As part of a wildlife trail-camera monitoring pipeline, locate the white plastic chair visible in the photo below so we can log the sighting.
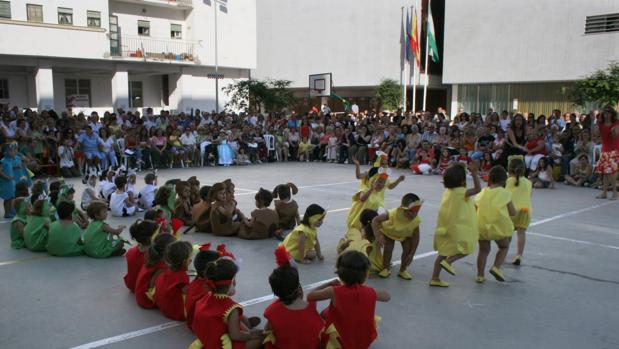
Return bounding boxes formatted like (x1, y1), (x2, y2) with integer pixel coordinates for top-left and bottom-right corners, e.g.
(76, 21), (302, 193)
(116, 138), (132, 170)
(264, 134), (278, 162)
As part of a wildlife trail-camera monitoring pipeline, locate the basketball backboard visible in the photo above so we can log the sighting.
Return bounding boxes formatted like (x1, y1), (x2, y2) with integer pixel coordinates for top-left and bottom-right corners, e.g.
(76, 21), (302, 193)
(309, 73), (332, 97)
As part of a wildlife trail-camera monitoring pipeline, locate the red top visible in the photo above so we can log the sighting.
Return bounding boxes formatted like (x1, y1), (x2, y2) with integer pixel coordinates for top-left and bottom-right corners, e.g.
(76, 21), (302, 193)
(526, 137), (546, 155)
(322, 284), (378, 349)
(186, 278), (211, 331)
(123, 246), (145, 293)
(154, 269), (189, 321)
(300, 125), (311, 139)
(599, 121), (619, 152)
(264, 300), (324, 349)
(194, 294), (246, 349)
(134, 261), (167, 309)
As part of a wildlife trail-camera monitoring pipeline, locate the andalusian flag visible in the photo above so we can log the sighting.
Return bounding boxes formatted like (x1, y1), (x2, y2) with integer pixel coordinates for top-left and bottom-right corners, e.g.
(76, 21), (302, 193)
(410, 6), (420, 68)
(427, 3), (439, 63)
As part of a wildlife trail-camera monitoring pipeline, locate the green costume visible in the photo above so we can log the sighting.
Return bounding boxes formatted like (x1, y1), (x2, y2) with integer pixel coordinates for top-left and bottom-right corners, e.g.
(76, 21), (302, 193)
(47, 221), (84, 257)
(83, 220), (119, 258)
(10, 200), (28, 249)
(23, 201), (51, 252)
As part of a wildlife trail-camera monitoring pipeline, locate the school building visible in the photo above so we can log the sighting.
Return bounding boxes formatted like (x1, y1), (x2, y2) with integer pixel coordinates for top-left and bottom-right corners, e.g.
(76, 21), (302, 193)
(0, 0), (256, 114)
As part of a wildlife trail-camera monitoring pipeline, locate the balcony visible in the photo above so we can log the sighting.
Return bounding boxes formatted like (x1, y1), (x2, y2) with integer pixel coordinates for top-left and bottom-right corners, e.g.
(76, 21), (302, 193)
(111, 0), (192, 10)
(111, 35), (198, 63)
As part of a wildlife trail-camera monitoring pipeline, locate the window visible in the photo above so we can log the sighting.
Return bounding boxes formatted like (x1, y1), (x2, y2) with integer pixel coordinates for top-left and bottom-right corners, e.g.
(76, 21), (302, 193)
(171, 24), (182, 39)
(58, 7), (72, 25)
(138, 20), (150, 36)
(0, 1), (11, 19)
(87, 10), (101, 28)
(26, 4), (43, 23)
(129, 81), (143, 108)
(585, 13), (619, 34)
(65, 79), (91, 107)
(0, 79), (9, 99)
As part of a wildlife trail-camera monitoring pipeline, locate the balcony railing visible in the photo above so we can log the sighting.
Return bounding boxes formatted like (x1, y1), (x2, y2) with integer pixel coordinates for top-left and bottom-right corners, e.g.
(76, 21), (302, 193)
(112, 35), (197, 63)
(112, 0), (193, 9)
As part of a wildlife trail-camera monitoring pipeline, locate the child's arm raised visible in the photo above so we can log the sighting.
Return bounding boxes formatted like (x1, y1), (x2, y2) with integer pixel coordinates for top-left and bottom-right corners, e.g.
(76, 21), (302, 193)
(371, 212), (389, 248)
(466, 161), (481, 197)
(227, 309), (263, 342)
(387, 175), (406, 189)
(353, 158), (366, 180)
(102, 223), (126, 236)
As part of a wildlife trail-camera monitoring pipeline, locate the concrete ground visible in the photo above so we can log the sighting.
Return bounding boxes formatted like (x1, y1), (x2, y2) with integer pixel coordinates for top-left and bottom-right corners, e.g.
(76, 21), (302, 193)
(1, 162), (618, 349)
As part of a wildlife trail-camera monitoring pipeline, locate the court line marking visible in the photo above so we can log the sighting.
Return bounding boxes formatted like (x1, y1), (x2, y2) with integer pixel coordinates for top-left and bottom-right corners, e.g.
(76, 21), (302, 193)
(68, 200), (617, 349)
(528, 231), (619, 250)
(0, 255), (50, 267)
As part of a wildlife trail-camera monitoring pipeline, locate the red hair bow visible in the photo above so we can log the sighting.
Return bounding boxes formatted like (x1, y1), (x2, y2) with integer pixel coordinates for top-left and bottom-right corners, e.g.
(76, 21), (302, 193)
(274, 245), (292, 267)
(217, 244), (236, 260)
(199, 243), (212, 251)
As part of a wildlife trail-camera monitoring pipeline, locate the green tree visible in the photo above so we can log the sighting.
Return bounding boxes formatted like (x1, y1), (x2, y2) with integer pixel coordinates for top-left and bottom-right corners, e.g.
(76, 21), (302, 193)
(223, 79), (297, 113)
(375, 78), (402, 111)
(565, 61), (619, 108)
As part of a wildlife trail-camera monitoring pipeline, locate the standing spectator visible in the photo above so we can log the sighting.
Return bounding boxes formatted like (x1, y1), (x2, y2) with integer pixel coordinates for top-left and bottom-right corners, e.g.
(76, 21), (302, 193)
(497, 114), (527, 169)
(594, 107), (619, 200)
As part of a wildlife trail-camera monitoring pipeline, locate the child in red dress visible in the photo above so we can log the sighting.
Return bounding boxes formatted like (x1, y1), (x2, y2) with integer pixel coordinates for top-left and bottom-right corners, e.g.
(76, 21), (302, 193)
(185, 244), (219, 331)
(124, 220), (157, 293)
(155, 240), (193, 321)
(192, 258), (263, 349)
(134, 234), (175, 308)
(263, 246), (324, 349)
(308, 250), (391, 349)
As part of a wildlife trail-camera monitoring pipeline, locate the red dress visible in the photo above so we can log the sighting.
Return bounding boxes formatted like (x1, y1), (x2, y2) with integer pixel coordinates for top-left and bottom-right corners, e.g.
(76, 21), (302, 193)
(596, 121), (619, 174)
(263, 300), (324, 349)
(193, 294), (246, 349)
(321, 284), (378, 349)
(135, 261), (167, 308)
(123, 246), (145, 293)
(154, 268), (189, 321)
(186, 278), (211, 331)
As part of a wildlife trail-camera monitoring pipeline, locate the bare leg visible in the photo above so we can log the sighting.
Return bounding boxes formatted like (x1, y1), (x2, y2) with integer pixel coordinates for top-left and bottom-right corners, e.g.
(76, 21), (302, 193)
(516, 228), (526, 256)
(610, 174), (617, 200)
(246, 337), (264, 349)
(477, 240), (491, 278)
(597, 175), (608, 198)
(493, 237), (511, 268)
(431, 255), (446, 281)
(382, 238), (395, 271)
(399, 232), (420, 272)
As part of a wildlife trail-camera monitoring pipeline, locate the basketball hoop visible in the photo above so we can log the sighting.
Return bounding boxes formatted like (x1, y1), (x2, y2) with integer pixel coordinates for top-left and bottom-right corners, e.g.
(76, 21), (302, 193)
(309, 73), (332, 98)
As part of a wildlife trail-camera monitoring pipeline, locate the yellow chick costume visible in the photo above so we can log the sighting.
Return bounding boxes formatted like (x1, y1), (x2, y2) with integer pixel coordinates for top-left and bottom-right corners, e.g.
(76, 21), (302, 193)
(506, 177), (532, 229)
(434, 187), (478, 256)
(379, 207), (421, 241)
(475, 187), (514, 241)
(281, 213), (325, 260)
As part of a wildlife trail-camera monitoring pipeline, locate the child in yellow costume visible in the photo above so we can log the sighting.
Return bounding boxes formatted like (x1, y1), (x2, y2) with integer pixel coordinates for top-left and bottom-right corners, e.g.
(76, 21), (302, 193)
(282, 204), (326, 264)
(338, 209), (384, 273)
(506, 156), (532, 266)
(475, 166), (516, 283)
(431, 162), (481, 287)
(372, 193), (422, 280)
(353, 151), (390, 191)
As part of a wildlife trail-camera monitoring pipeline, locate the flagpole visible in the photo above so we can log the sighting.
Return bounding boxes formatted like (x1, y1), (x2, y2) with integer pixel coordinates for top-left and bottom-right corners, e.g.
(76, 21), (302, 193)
(422, 6), (430, 111)
(401, 6), (407, 111)
(411, 5), (417, 113)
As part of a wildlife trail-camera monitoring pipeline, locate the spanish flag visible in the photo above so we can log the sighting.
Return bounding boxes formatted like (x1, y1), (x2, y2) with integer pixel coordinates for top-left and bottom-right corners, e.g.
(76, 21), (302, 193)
(410, 6), (421, 69)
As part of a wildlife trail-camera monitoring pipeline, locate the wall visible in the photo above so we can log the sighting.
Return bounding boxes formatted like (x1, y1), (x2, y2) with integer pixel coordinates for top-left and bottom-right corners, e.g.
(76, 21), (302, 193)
(52, 74), (114, 112)
(253, 0), (416, 88)
(111, 1), (186, 38)
(442, 0), (619, 84)
(0, 73), (30, 107)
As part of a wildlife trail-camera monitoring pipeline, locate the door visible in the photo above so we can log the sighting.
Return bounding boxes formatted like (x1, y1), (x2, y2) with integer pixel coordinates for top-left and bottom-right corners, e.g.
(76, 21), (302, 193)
(109, 15), (120, 56)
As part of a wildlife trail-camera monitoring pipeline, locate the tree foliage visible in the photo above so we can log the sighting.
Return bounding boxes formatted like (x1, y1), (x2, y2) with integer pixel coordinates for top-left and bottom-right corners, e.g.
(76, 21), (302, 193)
(375, 78), (402, 111)
(223, 78), (297, 113)
(565, 61), (619, 108)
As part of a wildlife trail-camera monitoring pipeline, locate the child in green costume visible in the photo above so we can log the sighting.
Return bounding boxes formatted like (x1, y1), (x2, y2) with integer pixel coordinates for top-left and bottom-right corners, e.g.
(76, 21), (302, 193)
(47, 201), (84, 257)
(83, 201), (127, 258)
(10, 197), (30, 249)
(23, 199), (52, 252)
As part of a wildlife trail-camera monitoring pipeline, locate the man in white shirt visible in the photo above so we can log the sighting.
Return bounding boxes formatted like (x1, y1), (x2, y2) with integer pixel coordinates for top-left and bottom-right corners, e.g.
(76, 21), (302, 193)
(180, 126), (198, 165)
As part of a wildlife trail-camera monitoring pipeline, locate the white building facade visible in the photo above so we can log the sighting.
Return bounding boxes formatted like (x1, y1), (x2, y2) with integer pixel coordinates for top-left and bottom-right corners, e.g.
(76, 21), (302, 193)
(253, 0), (447, 113)
(0, 0), (256, 114)
(443, 0), (619, 116)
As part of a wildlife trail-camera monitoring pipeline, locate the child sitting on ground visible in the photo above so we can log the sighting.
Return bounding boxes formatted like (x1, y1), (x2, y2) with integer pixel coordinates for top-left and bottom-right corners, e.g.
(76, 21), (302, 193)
(173, 181), (193, 226)
(529, 157), (555, 189)
(281, 204), (326, 264)
(83, 201), (126, 258)
(263, 246), (324, 349)
(110, 176), (137, 217)
(23, 199), (52, 252)
(124, 220), (157, 293)
(186, 244), (220, 331)
(56, 185), (89, 228)
(565, 154), (593, 187)
(10, 197), (30, 249)
(209, 182), (247, 236)
(99, 170), (117, 202)
(80, 174), (99, 210)
(47, 201), (84, 257)
(138, 172), (157, 209)
(308, 250), (391, 349)
(239, 188), (279, 240)
(191, 258), (264, 349)
(154, 184), (175, 221)
(272, 183), (300, 234)
(155, 240), (193, 321)
(134, 234), (176, 308)
(191, 186), (212, 233)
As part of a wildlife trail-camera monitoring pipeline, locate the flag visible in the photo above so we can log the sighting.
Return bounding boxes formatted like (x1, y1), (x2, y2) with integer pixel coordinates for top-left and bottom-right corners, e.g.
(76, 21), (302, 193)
(410, 6), (420, 68)
(427, 3), (440, 63)
(405, 10), (412, 62)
